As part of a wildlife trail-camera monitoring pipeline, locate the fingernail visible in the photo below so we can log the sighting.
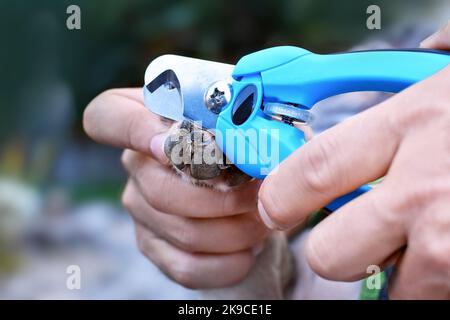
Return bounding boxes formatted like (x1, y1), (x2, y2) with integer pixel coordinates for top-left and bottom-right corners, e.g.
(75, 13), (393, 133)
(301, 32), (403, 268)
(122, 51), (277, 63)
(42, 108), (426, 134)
(257, 200), (278, 230)
(252, 242), (265, 256)
(150, 133), (168, 164)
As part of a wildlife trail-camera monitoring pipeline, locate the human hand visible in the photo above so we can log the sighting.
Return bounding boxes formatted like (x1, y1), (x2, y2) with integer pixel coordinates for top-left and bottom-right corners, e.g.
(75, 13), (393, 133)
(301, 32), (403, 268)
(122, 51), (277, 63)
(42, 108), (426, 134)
(257, 23), (450, 299)
(83, 88), (268, 289)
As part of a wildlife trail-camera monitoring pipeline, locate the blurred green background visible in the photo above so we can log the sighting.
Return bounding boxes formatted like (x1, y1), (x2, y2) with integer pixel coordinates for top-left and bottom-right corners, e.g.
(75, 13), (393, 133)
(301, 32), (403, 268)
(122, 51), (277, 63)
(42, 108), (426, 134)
(0, 0), (448, 298)
(0, 0), (424, 202)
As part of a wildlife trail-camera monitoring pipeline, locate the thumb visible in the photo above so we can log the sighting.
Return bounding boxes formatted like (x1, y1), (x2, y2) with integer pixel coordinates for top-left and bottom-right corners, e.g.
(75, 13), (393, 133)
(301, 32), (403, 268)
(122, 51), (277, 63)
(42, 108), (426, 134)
(83, 88), (170, 165)
(257, 98), (400, 230)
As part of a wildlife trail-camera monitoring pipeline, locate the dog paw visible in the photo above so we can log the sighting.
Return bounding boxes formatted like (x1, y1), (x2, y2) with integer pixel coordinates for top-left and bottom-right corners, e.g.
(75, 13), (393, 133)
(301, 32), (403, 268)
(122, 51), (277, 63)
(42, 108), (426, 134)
(163, 120), (252, 188)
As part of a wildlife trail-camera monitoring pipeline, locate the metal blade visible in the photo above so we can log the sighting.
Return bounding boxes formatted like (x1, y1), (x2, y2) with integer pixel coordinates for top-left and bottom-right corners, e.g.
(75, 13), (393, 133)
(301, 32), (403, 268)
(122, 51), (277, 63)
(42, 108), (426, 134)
(144, 69), (184, 122)
(143, 55), (234, 129)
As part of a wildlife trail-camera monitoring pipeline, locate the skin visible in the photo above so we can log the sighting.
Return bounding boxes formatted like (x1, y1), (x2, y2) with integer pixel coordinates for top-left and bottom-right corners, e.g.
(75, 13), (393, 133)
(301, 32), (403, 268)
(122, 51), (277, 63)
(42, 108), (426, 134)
(258, 22), (450, 299)
(84, 23), (450, 297)
(83, 88), (268, 289)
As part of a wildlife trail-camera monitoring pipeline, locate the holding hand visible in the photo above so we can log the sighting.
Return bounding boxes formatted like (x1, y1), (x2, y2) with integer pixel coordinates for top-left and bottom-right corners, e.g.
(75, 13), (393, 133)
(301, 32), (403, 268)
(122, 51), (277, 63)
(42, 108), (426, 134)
(258, 23), (450, 299)
(83, 88), (268, 289)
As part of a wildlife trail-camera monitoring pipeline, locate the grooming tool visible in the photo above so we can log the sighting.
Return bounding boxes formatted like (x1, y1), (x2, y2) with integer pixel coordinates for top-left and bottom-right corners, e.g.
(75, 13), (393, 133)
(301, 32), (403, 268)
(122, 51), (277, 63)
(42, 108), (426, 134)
(144, 46), (450, 210)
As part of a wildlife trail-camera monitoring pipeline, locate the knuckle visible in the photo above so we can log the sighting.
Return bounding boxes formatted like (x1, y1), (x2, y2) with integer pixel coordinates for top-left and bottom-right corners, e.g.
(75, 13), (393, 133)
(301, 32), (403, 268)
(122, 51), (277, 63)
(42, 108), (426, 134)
(390, 81), (449, 134)
(305, 233), (336, 279)
(385, 98), (414, 133)
(121, 183), (134, 210)
(429, 249), (450, 272)
(391, 180), (450, 219)
(414, 211), (450, 274)
(168, 258), (199, 289)
(301, 138), (336, 195)
(382, 100), (409, 137)
(301, 166), (327, 196)
(120, 150), (132, 170)
(417, 239), (450, 272)
(120, 149), (144, 176)
(135, 230), (149, 257)
(120, 151), (127, 167)
(367, 186), (404, 229)
(389, 187), (423, 221)
(172, 225), (198, 252)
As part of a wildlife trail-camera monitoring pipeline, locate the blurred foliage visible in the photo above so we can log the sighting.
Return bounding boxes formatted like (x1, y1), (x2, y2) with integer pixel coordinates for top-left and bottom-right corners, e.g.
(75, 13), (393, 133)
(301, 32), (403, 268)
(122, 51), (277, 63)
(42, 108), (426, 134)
(0, 0), (409, 141)
(0, 0), (428, 198)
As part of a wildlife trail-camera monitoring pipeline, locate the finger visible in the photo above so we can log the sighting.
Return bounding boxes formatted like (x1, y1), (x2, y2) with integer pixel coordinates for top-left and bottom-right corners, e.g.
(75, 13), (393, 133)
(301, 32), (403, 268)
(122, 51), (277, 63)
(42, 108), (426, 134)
(420, 21), (450, 50)
(122, 150), (260, 217)
(258, 64), (450, 230)
(258, 94), (402, 229)
(389, 225), (450, 299)
(134, 223), (255, 289)
(83, 88), (169, 163)
(304, 183), (407, 281)
(122, 180), (268, 253)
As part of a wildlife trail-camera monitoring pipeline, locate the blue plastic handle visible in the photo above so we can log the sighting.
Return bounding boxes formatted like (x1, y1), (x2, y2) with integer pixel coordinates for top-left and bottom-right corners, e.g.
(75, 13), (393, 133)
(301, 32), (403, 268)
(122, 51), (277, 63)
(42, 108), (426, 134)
(252, 47), (450, 107)
(216, 46), (450, 210)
